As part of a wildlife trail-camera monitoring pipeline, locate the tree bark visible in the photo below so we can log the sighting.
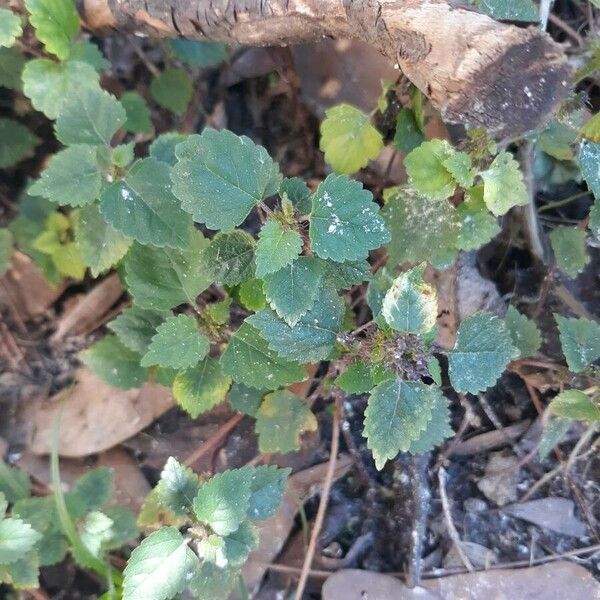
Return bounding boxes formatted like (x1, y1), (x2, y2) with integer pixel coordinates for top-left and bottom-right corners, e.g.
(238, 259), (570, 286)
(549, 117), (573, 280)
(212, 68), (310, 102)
(82, 0), (570, 138)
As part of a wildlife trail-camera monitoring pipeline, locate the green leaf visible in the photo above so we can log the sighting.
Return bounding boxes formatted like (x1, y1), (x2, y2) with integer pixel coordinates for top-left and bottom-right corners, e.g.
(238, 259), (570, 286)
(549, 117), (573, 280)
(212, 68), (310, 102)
(381, 264), (437, 335)
(69, 40), (109, 71)
(55, 87), (126, 146)
(124, 231), (211, 310)
(0, 118), (37, 168)
(238, 278), (266, 312)
(581, 112), (600, 144)
(393, 108), (424, 154)
(255, 390), (317, 453)
(366, 268), (394, 317)
(590, 200), (600, 240)
(478, 0), (538, 20)
(0, 229), (13, 277)
(29, 145), (101, 207)
(0, 519), (41, 564)
(335, 362), (374, 394)
(538, 120), (577, 161)
(319, 104), (383, 174)
(480, 151), (528, 216)
(80, 336), (147, 390)
(549, 226), (589, 278)
(0, 552), (39, 588)
(0, 46), (26, 89)
(22, 58), (99, 119)
(74, 203), (132, 276)
(193, 469), (252, 536)
(321, 258), (371, 289)
(204, 297), (231, 325)
(121, 91), (153, 134)
(245, 465), (290, 521)
(25, 0), (79, 59)
(248, 282), (344, 363)
(363, 379), (437, 470)
(202, 230), (256, 285)
(549, 390), (600, 421)
(67, 467), (112, 516)
(0, 461), (30, 503)
(141, 315), (209, 369)
(280, 177), (311, 214)
(187, 561), (238, 600)
(149, 133), (188, 166)
(220, 322), (306, 390)
(173, 358), (232, 418)
(171, 128), (282, 231)
(100, 158), (192, 249)
(255, 220), (303, 278)
(80, 510), (114, 557)
(150, 68), (193, 115)
(167, 39), (227, 67)
(309, 174), (389, 262)
(0, 494), (6, 521)
(555, 314), (600, 373)
(108, 307), (167, 354)
(579, 142), (600, 199)
(383, 188), (460, 269)
(505, 306), (542, 358)
(262, 256), (324, 326)
(102, 506), (139, 551)
(156, 457), (200, 516)
(456, 186), (501, 251)
(199, 522), (257, 569)
(538, 417), (572, 460)
(228, 383), (263, 416)
(427, 356), (442, 385)
(406, 391), (453, 454)
(0, 9), (21, 48)
(123, 527), (198, 600)
(448, 313), (518, 394)
(404, 139), (462, 200)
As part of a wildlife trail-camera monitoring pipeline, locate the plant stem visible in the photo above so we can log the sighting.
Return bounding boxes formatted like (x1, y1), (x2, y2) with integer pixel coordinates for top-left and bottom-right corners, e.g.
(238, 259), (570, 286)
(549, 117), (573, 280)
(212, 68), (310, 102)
(538, 190), (591, 213)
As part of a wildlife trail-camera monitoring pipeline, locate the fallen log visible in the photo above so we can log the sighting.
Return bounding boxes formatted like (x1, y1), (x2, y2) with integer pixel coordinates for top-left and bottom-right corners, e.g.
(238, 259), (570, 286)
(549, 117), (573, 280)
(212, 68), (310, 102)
(81, 0), (571, 137)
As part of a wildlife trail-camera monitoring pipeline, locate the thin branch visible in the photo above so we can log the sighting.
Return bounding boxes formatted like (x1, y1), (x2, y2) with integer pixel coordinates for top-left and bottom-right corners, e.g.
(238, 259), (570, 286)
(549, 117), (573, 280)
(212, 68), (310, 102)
(438, 467), (474, 572)
(294, 397), (341, 600)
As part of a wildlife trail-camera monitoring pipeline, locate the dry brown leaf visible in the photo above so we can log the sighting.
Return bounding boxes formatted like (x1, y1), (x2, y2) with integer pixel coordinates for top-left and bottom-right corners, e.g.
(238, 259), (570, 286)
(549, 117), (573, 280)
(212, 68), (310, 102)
(28, 367), (174, 457)
(0, 252), (65, 321)
(51, 273), (123, 342)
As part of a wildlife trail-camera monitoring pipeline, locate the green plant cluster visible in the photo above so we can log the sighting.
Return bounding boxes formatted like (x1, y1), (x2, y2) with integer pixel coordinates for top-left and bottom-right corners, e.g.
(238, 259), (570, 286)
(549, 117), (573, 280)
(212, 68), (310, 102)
(2, 0), (600, 597)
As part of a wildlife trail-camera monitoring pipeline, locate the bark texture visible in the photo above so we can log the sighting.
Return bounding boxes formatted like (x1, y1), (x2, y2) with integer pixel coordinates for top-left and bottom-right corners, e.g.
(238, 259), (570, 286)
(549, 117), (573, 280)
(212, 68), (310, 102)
(82, 0), (571, 137)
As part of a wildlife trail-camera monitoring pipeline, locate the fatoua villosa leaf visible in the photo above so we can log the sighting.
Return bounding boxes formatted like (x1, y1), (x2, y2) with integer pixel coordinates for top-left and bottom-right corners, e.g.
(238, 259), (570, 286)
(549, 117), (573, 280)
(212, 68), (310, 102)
(255, 220), (303, 277)
(156, 457), (200, 516)
(381, 264), (437, 335)
(220, 322), (306, 390)
(363, 379), (437, 470)
(504, 306), (542, 358)
(448, 313), (519, 394)
(335, 362), (375, 394)
(123, 527), (198, 600)
(150, 68), (193, 115)
(0, 518), (41, 564)
(406, 391), (453, 454)
(201, 230), (256, 285)
(579, 142), (600, 199)
(141, 314), (209, 369)
(171, 128), (281, 231)
(0, 9), (22, 48)
(479, 151), (528, 216)
(555, 314), (600, 373)
(74, 203), (132, 277)
(478, 0), (538, 22)
(255, 390), (318, 454)
(309, 174), (390, 262)
(124, 230), (212, 310)
(107, 307), (168, 354)
(120, 91), (153, 134)
(193, 469), (252, 536)
(0, 118), (37, 169)
(456, 185), (501, 251)
(245, 465), (290, 521)
(549, 225), (589, 278)
(319, 104), (383, 174)
(247, 282), (345, 363)
(29, 145), (101, 207)
(549, 389), (600, 421)
(22, 58), (99, 120)
(55, 87), (126, 146)
(80, 336), (147, 390)
(25, 0), (79, 60)
(101, 157), (192, 249)
(262, 256), (324, 326)
(173, 358), (232, 418)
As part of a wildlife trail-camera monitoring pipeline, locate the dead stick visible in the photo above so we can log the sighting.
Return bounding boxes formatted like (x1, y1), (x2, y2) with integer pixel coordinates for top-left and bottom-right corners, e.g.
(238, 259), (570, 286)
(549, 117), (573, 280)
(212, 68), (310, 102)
(294, 396), (341, 600)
